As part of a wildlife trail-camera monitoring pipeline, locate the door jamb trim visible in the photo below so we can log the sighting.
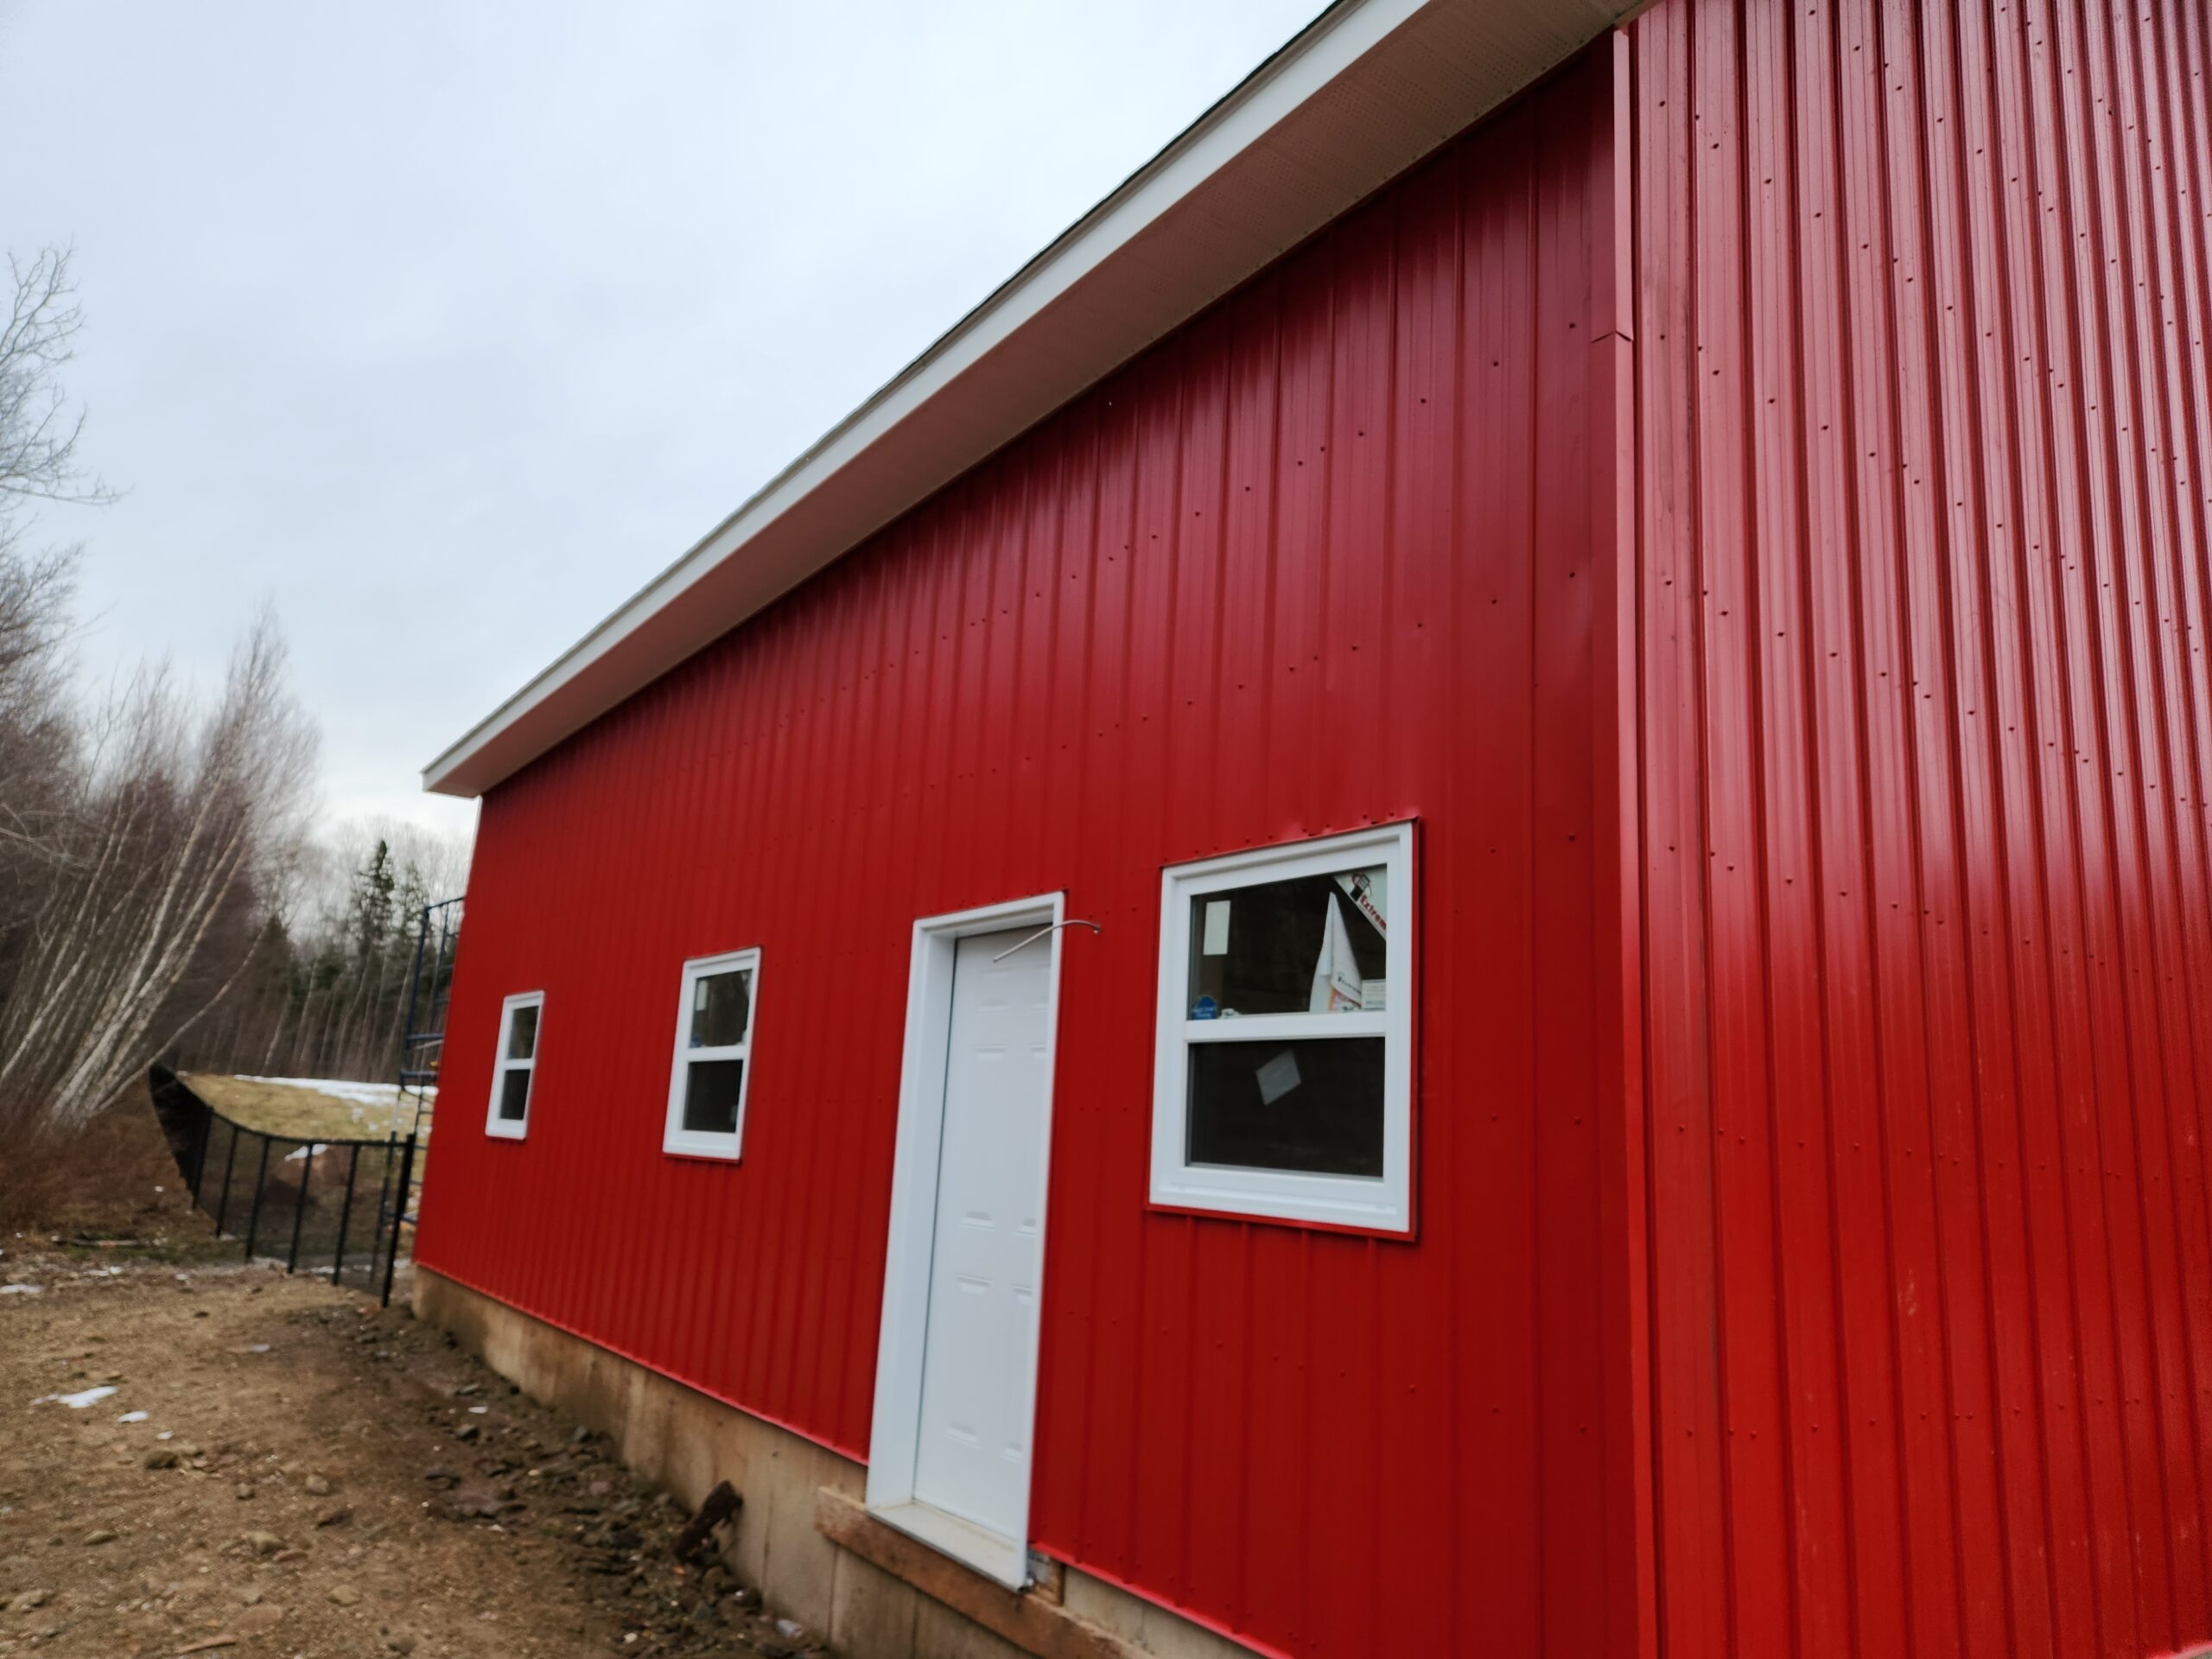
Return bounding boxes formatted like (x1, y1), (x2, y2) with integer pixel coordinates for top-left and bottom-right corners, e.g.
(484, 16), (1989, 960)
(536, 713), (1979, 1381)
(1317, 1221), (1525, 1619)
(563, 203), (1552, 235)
(867, 891), (1065, 1589)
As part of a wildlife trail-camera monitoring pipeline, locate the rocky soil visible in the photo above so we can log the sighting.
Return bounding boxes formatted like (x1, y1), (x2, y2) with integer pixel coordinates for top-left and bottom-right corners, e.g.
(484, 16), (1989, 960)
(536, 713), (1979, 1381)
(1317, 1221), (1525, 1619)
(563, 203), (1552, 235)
(0, 1250), (833, 1658)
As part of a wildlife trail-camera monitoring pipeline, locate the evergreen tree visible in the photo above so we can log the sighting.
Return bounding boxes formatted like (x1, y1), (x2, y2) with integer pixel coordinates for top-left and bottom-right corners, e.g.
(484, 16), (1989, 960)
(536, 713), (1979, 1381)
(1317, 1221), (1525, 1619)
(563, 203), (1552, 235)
(349, 839), (396, 967)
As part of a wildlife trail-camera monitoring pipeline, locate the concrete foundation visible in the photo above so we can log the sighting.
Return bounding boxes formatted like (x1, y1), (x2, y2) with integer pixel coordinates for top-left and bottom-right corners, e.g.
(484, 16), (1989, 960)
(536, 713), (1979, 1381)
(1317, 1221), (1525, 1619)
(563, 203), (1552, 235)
(414, 1269), (1261, 1659)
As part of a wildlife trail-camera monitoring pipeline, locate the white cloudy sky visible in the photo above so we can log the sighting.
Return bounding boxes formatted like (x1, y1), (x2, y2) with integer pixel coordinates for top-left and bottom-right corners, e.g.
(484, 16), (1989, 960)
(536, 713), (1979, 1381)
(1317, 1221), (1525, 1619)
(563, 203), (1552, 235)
(0, 3), (1320, 837)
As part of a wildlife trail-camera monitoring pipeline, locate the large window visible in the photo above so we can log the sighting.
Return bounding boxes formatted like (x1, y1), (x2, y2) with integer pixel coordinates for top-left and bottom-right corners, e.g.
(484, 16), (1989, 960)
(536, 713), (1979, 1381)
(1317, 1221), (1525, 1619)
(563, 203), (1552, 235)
(1151, 823), (1413, 1231)
(485, 991), (543, 1140)
(663, 949), (760, 1160)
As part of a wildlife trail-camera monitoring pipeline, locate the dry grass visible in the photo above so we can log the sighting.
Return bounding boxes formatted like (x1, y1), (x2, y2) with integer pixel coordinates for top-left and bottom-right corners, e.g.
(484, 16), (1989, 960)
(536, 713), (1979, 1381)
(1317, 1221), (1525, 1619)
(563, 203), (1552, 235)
(179, 1073), (418, 1141)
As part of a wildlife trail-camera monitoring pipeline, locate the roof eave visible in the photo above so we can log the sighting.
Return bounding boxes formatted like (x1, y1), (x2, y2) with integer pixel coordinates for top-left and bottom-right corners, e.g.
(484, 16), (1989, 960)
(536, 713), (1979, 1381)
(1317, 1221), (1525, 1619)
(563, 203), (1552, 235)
(423, 0), (1629, 798)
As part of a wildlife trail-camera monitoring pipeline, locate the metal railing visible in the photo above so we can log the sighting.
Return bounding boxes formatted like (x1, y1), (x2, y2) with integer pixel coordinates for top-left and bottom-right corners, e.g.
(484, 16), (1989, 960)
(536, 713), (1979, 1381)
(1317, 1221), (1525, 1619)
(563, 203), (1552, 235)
(149, 1065), (418, 1305)
(391, 896), (461, 1231)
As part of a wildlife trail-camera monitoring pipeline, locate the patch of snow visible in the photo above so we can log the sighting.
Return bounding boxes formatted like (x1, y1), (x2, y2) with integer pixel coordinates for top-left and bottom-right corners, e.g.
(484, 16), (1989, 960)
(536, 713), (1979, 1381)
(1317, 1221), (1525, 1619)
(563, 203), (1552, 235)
(35, 1385), (118, 1408)
(234, 1076), (435, 1108)
(117, 1410), (149, 1423)
(283, 1142), (332, 1162)
(1, 1284), (41, 1295)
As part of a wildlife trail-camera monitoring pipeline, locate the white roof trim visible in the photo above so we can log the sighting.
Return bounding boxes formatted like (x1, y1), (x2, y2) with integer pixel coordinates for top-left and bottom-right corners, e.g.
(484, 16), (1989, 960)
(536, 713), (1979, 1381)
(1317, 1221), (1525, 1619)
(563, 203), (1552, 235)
(424, 0), (1629, 798)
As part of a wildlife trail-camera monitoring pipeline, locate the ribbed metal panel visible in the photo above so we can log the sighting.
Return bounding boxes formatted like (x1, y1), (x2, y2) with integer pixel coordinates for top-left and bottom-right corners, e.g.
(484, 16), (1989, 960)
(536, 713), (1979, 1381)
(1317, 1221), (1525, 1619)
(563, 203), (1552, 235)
(416, 52), (1627, 1659)
(1630, 1), (2212, 1655)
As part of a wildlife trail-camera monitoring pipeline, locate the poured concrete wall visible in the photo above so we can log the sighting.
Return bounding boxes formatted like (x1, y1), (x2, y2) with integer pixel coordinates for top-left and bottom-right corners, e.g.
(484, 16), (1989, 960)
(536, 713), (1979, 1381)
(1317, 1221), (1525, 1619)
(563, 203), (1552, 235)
(414, 1268), (1259, 1659)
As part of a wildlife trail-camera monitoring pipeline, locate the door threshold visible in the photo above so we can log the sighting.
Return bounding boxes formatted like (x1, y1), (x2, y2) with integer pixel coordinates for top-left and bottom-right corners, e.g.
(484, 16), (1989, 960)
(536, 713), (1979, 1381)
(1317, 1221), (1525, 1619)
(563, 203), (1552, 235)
(868, 1497), (1028, 1589)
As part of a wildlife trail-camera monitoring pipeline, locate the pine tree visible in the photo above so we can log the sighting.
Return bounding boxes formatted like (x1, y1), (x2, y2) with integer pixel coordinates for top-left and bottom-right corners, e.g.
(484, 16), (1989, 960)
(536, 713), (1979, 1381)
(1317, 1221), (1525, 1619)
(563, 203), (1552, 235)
(349, 840), (395, 968)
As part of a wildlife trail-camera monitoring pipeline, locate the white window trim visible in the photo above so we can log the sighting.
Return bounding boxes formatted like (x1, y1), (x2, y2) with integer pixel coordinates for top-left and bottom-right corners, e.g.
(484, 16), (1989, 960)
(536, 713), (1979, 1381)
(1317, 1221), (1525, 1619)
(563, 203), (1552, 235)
(662, 948), (761, 1160)
(485, 990), (544, 1141)
(1150, 822), (1414, 1233)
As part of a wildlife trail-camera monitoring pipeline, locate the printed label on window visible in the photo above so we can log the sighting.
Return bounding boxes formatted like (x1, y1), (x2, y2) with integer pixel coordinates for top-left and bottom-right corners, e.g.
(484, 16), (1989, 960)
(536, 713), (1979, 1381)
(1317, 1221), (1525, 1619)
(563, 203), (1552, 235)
(1337, 869), (1387, 934)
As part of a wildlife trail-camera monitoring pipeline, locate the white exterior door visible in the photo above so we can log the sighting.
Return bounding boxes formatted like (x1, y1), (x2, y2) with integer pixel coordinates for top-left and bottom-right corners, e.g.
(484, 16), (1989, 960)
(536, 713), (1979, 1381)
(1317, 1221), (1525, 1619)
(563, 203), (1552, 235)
(909, 925), (1053, 1542)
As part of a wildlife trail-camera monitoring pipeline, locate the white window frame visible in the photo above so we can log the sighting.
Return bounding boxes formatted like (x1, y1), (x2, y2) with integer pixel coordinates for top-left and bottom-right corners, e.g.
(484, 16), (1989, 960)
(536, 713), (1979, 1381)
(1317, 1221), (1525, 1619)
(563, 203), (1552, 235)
(662, 948), (761, 1160)
(1150, 822), (1414, 1233)
(485, 990), (544, 1141)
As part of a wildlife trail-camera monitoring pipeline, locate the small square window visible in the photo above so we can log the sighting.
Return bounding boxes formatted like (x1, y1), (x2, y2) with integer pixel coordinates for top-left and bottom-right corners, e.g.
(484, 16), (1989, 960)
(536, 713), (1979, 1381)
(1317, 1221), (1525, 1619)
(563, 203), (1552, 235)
(664, 949), (760, 1160)
(486, 991), (543, 1141)
(1151, 823), (1413, 1231)
(681, 1058), (747, 1136)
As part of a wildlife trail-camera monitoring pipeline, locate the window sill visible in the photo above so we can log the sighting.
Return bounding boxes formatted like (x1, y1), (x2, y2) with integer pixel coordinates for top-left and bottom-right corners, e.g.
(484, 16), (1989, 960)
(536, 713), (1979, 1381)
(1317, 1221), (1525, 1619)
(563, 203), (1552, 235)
(1146, 1182), (1414, 1240)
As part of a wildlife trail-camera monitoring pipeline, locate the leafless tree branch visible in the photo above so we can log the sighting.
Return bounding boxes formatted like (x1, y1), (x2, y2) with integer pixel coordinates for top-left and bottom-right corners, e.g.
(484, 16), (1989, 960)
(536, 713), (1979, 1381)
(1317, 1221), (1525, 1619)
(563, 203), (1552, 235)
(0, 248), (116, 510)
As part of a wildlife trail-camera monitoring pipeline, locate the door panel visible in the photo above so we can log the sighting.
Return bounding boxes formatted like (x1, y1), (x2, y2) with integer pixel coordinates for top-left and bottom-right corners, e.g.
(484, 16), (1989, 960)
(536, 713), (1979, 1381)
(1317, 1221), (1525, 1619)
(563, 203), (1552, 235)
(911, 926), (1053, 1539)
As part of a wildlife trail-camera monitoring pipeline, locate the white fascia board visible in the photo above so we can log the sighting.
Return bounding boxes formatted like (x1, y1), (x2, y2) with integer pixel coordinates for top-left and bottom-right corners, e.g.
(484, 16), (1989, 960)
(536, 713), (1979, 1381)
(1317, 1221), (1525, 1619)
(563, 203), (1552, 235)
(423, 0), (1630, 798)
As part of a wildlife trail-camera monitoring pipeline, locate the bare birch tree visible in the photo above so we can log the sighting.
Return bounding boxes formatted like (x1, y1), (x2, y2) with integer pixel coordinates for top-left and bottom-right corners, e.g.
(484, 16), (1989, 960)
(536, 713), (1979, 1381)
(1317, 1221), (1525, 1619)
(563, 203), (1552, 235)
(0, 248), (111, 511)
(0, 243), (450, 1133)
(0, 249), (99, 963)
(0, 248), (325, 1131)
(0, 615), (316, 1125)
(0, 533), (77, 931)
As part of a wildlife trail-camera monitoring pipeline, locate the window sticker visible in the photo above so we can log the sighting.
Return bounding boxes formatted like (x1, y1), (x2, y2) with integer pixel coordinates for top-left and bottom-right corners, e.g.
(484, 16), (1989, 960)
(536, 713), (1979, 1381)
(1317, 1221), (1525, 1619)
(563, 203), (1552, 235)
(1202, 899), (1231, 957)
(1255, 1047), (1302, 1107)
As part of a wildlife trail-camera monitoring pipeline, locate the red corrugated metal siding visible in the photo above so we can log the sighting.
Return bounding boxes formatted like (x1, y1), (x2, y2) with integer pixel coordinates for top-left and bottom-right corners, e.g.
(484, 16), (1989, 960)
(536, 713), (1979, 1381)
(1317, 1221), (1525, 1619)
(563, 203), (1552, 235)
(1629, 0), (2212, 1654)
(417, 51), (1633, 1659)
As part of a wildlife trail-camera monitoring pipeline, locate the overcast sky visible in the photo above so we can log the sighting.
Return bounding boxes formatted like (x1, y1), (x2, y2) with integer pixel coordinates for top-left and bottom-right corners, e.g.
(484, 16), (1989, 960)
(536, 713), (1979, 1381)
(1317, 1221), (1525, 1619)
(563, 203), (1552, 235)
(0, 2), (1320, 839)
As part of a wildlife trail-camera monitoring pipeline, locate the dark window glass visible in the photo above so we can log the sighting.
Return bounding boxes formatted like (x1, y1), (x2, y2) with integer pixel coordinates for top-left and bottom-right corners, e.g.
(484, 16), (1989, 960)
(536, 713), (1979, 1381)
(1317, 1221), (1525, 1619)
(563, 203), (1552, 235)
(1186, 868), (1387, 1017)
(499, 1067), (532, 1122)
(690, 969), (751, 1049)
(1186, 1038), (1383, 1177)
(682, 1058), (746, 1136)
(506, 1003), (539, 1060)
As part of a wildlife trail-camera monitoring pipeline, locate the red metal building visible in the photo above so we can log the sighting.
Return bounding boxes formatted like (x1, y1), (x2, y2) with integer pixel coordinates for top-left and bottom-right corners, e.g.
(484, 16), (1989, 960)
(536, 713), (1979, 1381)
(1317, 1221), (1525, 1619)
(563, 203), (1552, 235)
(416, 3), (2212, 1656)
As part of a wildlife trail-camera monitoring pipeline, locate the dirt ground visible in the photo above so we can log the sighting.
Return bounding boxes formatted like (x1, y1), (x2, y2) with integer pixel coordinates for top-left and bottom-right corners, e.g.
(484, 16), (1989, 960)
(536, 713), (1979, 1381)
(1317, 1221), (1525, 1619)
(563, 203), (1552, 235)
(0, 1249), (834, 1659)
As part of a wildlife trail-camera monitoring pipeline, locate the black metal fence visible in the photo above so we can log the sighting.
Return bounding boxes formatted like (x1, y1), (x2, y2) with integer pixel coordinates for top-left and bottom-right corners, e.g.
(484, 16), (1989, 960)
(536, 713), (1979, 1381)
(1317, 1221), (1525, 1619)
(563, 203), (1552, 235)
(393, 896), (461, 1228)
(149, 1066), (418, 1304)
